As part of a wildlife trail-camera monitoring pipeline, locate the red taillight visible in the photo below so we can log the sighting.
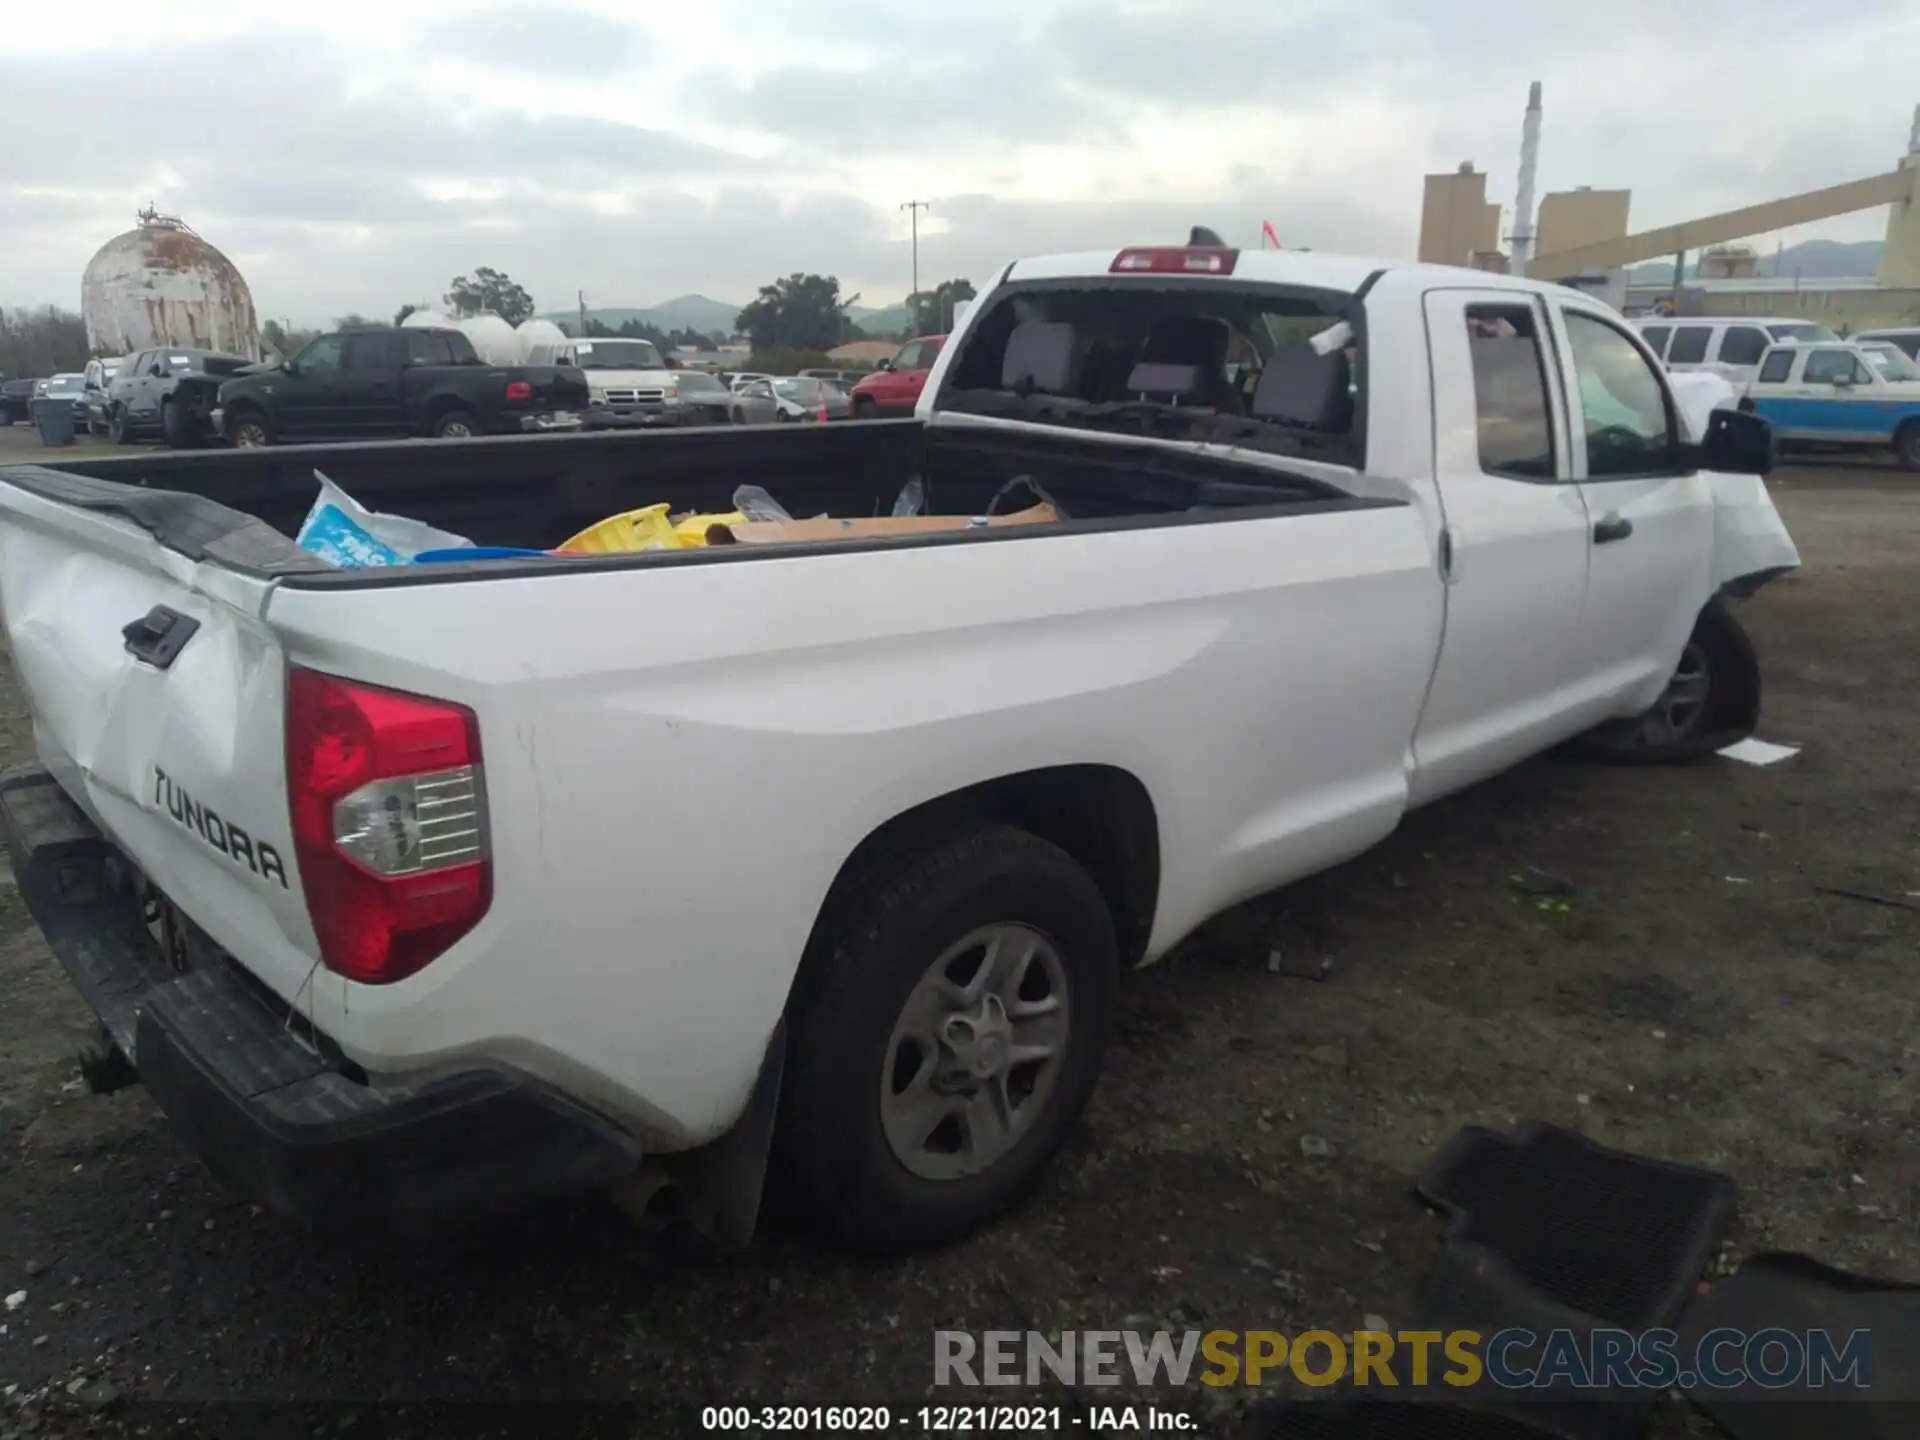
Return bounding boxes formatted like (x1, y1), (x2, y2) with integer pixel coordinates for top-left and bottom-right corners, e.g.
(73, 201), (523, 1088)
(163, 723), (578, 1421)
(285, 667), (491, 985)
(504, 380), (533, 402)
(1110, 246), (1240, 276)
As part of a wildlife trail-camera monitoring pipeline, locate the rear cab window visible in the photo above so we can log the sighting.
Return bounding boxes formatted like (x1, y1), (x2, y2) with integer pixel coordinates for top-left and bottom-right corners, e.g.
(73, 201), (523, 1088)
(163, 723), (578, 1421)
(936, 277), (1360, 465)
(1465, 304), (1556, 479)
(406, 332), (457, 366)
(1755, 349), (1797, 384)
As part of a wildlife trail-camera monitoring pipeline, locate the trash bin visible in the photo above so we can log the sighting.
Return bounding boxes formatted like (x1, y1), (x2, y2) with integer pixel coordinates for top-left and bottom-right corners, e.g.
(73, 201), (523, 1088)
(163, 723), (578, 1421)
(32, 397), (76, 447)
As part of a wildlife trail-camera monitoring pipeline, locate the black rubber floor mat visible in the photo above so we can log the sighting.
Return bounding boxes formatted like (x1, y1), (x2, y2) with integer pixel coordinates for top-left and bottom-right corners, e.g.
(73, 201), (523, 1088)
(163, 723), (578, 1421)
(1235, 1397), (1569, 1439)
(1676, 1251), (1920, 1440)
(1395, 1242), (1670, 1440)
(1417, 1123), (1736, 1329)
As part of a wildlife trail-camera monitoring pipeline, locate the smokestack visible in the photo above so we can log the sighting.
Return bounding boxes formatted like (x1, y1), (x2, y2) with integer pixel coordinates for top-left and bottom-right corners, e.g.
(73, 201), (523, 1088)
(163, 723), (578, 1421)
(1510, 80), (1543, 277)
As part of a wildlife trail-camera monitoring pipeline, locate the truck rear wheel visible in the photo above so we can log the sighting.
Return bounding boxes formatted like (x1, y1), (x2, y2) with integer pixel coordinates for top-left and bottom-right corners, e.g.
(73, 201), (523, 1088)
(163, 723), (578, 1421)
(776, 821), (1117, 1255)
(433, 409), (478, 439)
(107, 408), (133, 445)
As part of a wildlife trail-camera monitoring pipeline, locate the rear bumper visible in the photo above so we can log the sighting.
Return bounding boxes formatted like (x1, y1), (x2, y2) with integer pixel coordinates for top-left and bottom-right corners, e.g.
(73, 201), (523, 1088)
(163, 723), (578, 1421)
(514, 410), (584, 433)
(0, 763), (639, 1234)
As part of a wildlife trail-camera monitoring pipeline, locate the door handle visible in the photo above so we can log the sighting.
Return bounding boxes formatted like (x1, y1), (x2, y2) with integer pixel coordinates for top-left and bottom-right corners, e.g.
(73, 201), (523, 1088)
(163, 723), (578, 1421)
(1592, 514), (1634, 545)
(122, 605), (200, 670)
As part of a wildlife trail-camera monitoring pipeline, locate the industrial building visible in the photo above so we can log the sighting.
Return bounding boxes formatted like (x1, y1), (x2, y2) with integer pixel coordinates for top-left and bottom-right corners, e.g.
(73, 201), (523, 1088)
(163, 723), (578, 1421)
(1419, 98), (1920, 328)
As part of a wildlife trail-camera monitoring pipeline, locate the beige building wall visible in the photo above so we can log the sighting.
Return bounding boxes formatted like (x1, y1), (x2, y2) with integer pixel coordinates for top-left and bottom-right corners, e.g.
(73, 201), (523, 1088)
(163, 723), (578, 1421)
(1419, 169), (1493, 267)
(1682, 288), (1920, 330)
(1881, 105), (1920, 285)
(1534, 189), (1631, 262)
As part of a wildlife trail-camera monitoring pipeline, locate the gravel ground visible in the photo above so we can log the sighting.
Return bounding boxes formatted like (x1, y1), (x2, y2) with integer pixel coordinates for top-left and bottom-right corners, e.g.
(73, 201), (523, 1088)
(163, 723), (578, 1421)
(0, 452), (1915, 1438)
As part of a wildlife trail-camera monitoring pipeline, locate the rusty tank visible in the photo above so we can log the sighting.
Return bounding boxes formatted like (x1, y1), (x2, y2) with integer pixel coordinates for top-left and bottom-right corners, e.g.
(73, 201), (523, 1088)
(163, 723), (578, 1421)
(81, 207), (261, 361)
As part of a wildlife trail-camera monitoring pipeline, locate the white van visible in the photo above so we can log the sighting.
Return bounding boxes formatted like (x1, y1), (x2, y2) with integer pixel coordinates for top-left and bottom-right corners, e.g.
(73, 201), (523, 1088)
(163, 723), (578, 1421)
(1634, 316), (1838, 383)
(1854, 327), (1920, 362)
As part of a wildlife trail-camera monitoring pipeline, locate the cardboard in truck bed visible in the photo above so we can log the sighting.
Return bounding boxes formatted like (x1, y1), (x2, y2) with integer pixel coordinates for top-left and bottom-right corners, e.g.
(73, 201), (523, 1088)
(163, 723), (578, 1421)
(706, 503), (1061, 546)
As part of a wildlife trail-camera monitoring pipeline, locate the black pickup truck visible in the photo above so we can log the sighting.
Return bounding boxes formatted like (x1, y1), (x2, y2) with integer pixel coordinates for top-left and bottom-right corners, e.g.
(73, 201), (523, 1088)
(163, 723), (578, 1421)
(213, 328), (589, 447)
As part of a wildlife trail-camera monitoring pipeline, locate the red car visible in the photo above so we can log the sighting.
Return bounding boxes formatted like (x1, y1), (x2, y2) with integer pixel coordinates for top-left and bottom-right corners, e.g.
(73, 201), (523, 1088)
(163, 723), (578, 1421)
(848, 334), (947, 417)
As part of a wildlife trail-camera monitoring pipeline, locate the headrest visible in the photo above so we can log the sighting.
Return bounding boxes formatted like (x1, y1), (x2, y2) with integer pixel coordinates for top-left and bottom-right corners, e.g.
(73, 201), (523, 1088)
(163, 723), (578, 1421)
(1001, 320), (1077, 392)
(1140, 315), (1231, 368)
(1125, 362), (1200, 395)
(1252, 345), (1352, 431)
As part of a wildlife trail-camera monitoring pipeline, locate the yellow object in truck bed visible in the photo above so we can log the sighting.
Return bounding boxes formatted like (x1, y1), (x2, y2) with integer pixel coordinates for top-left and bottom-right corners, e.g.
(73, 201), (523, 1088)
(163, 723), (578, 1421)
(709, 504), (1062, 546)
(557, 506), (749, 553)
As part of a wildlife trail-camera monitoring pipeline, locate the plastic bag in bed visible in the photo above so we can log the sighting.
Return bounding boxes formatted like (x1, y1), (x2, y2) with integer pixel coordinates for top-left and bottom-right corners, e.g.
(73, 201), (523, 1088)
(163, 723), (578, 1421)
(295, 471), (476, 568)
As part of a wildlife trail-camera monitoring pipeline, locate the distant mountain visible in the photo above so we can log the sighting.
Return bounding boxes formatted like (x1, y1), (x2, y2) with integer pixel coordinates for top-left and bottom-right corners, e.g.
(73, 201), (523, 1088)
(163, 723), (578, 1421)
(1629, 238), (1884, 286)
(848, 303), (911, 337)
(537, 294), (743, 336)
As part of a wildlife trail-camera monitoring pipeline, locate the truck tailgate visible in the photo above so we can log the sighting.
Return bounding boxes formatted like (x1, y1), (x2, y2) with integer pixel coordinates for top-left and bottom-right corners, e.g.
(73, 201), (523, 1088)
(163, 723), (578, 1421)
(0, 467), (323, 1007)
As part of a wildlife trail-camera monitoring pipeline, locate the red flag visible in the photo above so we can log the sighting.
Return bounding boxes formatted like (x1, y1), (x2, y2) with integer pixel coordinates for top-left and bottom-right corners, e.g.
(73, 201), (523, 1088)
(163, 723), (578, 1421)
(1261, 220), (1282, 249)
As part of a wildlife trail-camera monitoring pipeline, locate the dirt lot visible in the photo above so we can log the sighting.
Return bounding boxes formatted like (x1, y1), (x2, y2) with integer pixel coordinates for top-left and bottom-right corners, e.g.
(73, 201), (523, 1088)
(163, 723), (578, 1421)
(0, 458), (1915, 1437)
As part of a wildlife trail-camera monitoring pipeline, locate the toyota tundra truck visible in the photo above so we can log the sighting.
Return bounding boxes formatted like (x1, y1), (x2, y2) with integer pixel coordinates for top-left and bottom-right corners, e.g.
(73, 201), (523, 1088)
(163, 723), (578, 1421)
(0, 239), (1798, 1256)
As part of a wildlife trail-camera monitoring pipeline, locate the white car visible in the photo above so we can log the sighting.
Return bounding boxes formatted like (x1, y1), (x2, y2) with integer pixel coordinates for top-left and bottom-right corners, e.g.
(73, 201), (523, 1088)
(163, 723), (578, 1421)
(0, 239), (1798, 1257)
(1740, 338), (1920, 467)
(1634, 315), (1838, 384)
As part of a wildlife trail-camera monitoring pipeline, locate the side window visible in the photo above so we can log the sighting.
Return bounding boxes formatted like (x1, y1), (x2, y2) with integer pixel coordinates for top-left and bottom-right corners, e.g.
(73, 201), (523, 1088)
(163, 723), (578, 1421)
(342, 335), (394, 375)
(406, 332), (455, 366)
(918, 337), (945, 367)
(1465, 303), (1557, 480)
(1756, 349), (1796, 384)
(1802, 348), (1866, 385)
(891, 342), (923, 372)
(1562, 310), (1678, 478)
(1639, 325), (1671, 357)
(1665, 326), (1711, 364)
(297, 335), (346, 376)
(1716, 327), (1769, 367)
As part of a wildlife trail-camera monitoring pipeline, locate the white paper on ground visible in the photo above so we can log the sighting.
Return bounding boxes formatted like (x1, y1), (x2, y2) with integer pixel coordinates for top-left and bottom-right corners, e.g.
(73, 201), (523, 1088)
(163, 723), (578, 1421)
(1718, 738), (1800, 766)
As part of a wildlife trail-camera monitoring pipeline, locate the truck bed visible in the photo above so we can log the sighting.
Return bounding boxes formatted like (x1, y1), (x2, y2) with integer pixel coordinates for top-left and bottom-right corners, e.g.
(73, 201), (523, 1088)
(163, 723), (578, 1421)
(9, 418), (1388, 581)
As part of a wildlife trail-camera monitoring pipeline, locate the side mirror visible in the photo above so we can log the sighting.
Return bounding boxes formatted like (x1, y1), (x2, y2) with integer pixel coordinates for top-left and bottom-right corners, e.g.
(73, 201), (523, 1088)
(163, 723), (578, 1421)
(281, 360), (299, 378)
(1696, 407), (1774, 477)
(874, 359), (892, 372)
(1831, 373), (1854, 388)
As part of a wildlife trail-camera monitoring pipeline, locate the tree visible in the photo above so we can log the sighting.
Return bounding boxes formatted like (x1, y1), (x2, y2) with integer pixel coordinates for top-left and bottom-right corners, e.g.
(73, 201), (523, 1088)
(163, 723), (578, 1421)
(909, 278), (975, 336)
(394, 303), (420, 327)
(735, 273), (846, 353)
(0, 305), (89, 378)
(260, 319), (319, 360)
(444, 267), (535, 325)
(333, 314), (384, 331)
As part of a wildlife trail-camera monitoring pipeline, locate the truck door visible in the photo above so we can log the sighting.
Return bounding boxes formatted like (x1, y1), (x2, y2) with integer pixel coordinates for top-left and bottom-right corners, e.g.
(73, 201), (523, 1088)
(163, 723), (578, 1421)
(339, 332), (405, 436)
(276, 335), (347, 440)
(1409, 290), (1597, 806)
(1548, 302), (1715, 718)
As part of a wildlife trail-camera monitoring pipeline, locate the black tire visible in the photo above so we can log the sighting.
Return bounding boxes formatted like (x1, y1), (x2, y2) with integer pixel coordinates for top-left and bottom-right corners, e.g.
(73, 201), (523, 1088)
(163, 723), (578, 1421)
(776, 821), (1118, 1255)
(731, 407), (747, 425)
(107, 408), (133, 445)
(1569, 596), (1760, 763)
(160, 399), (195, 449)
(228, 410), (273, 448)
(853, 396), (878, 420)
(432, 409), (479, 440)
(1895, 421), (1920, 471)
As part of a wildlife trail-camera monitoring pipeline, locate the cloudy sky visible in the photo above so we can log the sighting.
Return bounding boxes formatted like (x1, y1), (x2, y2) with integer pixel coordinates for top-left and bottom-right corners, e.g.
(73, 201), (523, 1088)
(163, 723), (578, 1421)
(6, 0), (1917, 323)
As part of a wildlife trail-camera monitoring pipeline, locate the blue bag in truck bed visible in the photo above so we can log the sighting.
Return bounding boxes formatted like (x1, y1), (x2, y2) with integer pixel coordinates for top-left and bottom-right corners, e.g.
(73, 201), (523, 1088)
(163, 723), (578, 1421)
(295, 471), (476, 568)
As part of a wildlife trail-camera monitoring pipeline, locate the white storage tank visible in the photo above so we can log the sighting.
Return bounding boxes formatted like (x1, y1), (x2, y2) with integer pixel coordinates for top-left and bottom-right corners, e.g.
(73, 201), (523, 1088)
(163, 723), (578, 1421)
(457, 314), (519, 365)
(81, 208), (260, 361)
(514, 318), (569, 365)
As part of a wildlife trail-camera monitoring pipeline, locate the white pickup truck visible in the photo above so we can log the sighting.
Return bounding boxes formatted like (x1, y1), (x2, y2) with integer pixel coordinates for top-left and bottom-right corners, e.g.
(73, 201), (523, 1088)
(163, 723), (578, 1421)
(0, 239), (1798, 1256)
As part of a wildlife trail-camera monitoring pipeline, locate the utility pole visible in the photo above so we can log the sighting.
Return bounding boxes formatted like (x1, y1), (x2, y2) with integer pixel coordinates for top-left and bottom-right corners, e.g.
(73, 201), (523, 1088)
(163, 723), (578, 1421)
(578, 290), (588, 337)
(901, 200), (930, 334)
